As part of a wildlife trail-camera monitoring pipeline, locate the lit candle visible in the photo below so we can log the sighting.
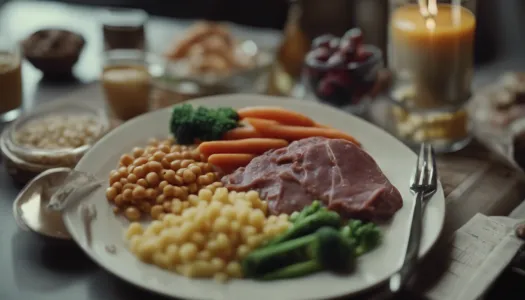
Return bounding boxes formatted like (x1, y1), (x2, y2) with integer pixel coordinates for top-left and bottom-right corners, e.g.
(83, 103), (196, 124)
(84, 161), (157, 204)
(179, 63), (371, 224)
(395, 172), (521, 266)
(390, 1), (476, 109)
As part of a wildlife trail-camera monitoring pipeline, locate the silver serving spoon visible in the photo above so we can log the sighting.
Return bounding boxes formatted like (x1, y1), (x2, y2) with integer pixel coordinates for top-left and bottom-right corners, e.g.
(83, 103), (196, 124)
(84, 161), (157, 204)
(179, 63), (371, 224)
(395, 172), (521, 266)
(13, 167), (73, 240)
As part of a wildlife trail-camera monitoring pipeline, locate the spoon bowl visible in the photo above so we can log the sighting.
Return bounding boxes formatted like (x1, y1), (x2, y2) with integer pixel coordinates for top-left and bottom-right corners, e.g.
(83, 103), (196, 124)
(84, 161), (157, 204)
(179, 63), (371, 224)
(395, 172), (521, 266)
(13, 167), (73, 240)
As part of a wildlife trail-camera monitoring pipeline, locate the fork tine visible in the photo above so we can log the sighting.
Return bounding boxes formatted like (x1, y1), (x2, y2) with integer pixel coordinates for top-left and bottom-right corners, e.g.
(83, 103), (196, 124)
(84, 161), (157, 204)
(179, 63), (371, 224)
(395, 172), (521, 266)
(413, 143), (426, 187)
(427, 144), (437, 187)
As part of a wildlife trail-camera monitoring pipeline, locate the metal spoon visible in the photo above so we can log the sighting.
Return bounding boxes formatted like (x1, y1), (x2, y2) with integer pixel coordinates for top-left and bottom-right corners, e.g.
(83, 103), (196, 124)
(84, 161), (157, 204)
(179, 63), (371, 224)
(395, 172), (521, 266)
(13, 167), (73, 240)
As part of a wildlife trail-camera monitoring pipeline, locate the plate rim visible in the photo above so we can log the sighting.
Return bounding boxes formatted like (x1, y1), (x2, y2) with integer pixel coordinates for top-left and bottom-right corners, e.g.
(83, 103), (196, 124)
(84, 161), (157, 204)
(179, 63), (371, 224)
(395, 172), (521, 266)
(63, 94), (445, 300)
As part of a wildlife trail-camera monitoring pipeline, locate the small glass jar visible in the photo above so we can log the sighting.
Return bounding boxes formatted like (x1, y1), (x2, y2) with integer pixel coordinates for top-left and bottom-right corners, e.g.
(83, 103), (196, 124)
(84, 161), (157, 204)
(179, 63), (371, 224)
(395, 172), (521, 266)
(387, 0), (476, 152)
(0, 101), (110, 185)
(100, 7), (148, 51)
(0, 35), (23, 123)
(101, 49), (165, 120)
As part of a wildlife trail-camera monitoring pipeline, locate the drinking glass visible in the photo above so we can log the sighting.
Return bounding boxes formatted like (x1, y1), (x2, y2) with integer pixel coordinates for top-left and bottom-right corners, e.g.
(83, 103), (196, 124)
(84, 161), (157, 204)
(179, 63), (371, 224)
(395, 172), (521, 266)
(100, 8), (148, 51)
(0, 36), (22, 123)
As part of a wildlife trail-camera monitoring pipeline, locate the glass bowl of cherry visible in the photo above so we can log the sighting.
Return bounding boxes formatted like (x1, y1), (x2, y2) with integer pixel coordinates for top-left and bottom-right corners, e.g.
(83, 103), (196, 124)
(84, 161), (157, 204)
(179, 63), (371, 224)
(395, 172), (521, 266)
(303, 28), (383, 115)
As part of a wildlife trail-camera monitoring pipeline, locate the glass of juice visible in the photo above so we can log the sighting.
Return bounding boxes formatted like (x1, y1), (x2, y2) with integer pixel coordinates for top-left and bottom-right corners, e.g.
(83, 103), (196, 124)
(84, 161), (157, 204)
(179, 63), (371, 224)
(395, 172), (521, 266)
(101, 49), (167, 121)
(0, 35), (22, 123)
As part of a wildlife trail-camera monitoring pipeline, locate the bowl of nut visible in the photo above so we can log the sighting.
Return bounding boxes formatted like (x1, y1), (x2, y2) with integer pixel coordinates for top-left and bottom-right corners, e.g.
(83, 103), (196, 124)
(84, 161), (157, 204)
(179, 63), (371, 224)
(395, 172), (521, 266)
(303, 28), (383, 115)
(0, 101), (110, 184)
(21, 28), (85, 78)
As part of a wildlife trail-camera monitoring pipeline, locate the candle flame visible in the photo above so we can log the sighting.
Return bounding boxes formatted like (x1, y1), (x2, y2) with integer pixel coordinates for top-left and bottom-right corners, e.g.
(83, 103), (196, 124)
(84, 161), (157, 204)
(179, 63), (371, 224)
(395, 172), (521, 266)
(418, 0), (438, 30)
(418, 0), (438, 18)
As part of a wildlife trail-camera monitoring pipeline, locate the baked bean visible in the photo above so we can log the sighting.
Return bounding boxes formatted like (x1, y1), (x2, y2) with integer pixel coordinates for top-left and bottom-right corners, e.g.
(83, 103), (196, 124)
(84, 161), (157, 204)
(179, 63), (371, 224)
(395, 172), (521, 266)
(132, 186), (146, 199)
(114, 194), (124, 206)
(153, 151), (165, 162)
(145, 188), (157, 199)
(112, 182), (123, 192)
(109, 171), (121, 185)
(134, 157), (148, 166)
(158, 180), (169, 191)
(188, 150), (199, 161)
(106, 187), (117, 201)
(182, 169), (197, 184)
(151, 205), (164, 219)
(176, 168), (185, 177)
(125, 207), (141, 221)
(173, 186), (183, 198)
(170, 160), (182, 171)
(181, 151), (192, 159)
(189, 165), (202, 176)
(174, 175), (184, 186)
(127, 173), (138, 184)
(123, 183), (135, 191)
(133, 166), (146, 178)
(122, 189), (133, 202)
(165, 153), (181, 162)
(132, 147), (144, 158)
(181, 159), (193, 168)
(156, 194), (166, 204)
(163, 185), (175, 197)
(161, 158), (171, 169)
(146, 172), (160, 186)
(159, 144), (170, 153)
(120, 154), (134, 166)
(119, 178), (128, 185)
(146, 161), (163, 173)
(163, 170), (177, 184)
(137, 178), (148, 188)
(127, 165), (135, 173)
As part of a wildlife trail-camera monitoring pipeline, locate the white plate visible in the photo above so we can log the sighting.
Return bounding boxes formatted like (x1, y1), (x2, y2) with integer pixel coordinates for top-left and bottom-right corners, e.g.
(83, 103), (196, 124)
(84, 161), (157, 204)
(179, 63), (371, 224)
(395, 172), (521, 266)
(63, 94), (445, 300)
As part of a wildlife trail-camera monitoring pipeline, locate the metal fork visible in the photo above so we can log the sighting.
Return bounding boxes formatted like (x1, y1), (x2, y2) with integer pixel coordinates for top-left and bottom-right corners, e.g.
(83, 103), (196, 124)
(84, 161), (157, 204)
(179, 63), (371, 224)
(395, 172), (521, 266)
(389, 143), (438, 293)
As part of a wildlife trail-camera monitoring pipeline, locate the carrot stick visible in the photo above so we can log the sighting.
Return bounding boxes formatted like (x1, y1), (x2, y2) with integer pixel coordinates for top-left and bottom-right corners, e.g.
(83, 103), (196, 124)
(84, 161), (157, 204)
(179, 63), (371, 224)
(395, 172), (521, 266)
(314, 122), (332, 129)
(246, 118), (361, 146)
(207, 153), (255, 174)
(223, 126), (262, 140)
(198, 138), (289, 156)
(241, 117), (280, 126)
(237, 106), (316, 127)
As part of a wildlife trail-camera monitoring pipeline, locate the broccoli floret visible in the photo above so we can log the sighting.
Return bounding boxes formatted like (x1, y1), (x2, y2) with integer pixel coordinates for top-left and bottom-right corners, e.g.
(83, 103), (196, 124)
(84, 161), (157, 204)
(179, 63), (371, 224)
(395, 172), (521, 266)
(169, 104), (239, 144)
(340, 219), (382, 256)
(244, 227), (355, 280)
(289, 200), (323, 224)
(263, 209), (341, 247)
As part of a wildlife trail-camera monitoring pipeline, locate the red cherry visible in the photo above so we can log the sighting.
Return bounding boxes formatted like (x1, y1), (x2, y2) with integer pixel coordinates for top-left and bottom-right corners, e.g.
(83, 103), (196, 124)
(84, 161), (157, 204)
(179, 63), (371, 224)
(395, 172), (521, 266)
(344, 28), (364, 47)
(356, 48), (372, 62)
(339, 44), (356, 62)
(327, 53), (345, 67)
(329, 38), (341, 50)
(312, 34), (335, 50)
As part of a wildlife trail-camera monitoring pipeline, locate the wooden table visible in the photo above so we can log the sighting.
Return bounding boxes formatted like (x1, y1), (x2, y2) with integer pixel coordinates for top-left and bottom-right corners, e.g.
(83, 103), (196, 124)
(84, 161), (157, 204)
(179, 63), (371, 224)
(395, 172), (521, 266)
(1, 1), (525, 300)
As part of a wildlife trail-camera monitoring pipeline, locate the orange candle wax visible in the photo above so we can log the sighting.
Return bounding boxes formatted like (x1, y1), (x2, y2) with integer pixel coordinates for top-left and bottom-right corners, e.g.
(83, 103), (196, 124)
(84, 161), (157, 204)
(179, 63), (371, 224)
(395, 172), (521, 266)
(390, 4), (476, 108)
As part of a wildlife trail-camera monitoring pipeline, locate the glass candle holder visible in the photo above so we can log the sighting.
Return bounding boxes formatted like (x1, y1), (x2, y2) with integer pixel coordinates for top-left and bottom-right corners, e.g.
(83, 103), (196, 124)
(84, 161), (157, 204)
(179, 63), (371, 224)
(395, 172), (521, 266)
(387, 0), (476, 152)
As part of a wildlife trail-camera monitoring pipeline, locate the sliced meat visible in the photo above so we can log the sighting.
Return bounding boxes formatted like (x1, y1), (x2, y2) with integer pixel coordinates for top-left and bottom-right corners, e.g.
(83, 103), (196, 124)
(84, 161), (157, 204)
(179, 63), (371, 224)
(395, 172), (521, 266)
(222, 137), (403, 221)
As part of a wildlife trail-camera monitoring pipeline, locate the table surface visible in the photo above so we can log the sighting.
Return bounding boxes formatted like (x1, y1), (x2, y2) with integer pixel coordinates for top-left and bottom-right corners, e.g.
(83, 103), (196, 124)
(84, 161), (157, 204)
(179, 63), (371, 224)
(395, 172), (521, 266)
(1, 1), (525, 300)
